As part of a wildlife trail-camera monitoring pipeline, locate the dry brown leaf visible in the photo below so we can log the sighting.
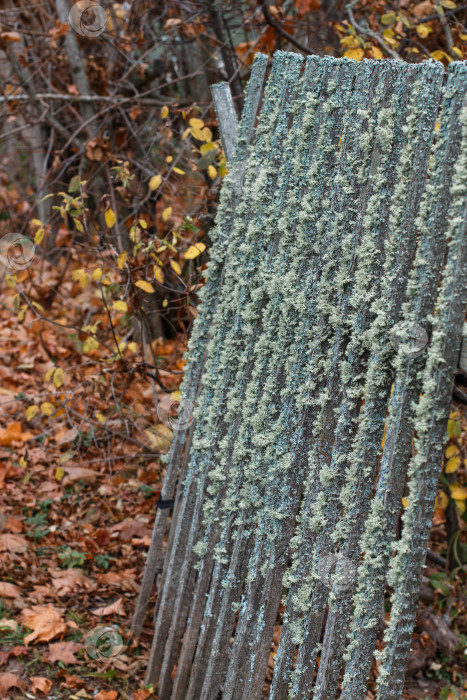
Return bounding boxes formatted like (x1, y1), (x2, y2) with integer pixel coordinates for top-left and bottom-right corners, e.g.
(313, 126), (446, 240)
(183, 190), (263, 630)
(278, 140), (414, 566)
(0, 533), (29, 552)
(111, 519), (151, 542)
(0, 581), (21, 598)
(0, 672), (25, 696)
(22, 605), (67, 645)
(62, 466), (98, 484)
(52, 568), (93, 596)
(31, 676), (52, 695)
(92, 598), (126, 617)
(46, 640), (82, 665)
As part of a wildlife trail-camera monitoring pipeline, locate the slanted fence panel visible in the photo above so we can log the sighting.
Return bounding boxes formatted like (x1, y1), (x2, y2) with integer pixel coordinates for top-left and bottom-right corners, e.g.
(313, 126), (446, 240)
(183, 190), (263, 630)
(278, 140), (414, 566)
(136, 54), (467, 700)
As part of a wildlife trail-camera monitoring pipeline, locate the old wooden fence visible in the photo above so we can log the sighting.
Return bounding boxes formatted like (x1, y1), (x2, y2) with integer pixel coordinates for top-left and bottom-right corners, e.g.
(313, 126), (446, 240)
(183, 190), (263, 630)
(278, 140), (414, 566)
(133, 53), (467, 699)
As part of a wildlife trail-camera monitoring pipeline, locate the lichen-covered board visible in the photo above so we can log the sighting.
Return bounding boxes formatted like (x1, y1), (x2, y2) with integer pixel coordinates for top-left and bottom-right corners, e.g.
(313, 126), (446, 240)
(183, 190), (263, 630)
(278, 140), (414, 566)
(138, 54), (467, 700)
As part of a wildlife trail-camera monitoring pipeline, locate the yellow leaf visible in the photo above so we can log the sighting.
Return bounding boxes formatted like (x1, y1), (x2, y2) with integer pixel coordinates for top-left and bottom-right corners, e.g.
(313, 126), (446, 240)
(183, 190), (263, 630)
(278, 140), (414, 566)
(19, 456), (27, 469)
(445, 456), (461, 474)
(145, 424), (173, 451)
(72, 268), (86, 282)
(440, 0), (457, 7)
(55, 467), (64, 482)
(416, 23), (431, 38)
(207, 165), (218, 179)
(191, 126), (207, 141)
(161, 105), (169, 119)
(113, 300), (128, 313)
(79, 273), (90, 288)
(34, 228), (45, 244)
(45, 368), (55, 382)
(370, 46), (384, 59)
(26, 405), (39, 421)
(83, 336), (99, 353)
(30, 218), (43, 227)
(201, 127), (213, 142)
(117, 251), (128, 269)
(435, 121), (440, 131)
(460, 34), (467, 40)
(401, 497), (409, 508)
(18, 306), (26, 321)
(162, 207), (172, 222)
(455, 499), (466, 515)
(154, 266), (165, 284)
(128, 342), (138, 353)
(105, 208), (116, 228)
(184, 243), (206, 260)
(162, 298), (168, 308)
(450, 486), (467, 500)
(53, 368), (65, 389)
(430, 49), (452, 62)
(149, 174), (162, 191)
(91, 267), (102, 281)
(344, 48), (364, 61)
(181, 127), (191, 140)
(170, 260), (182, 275)
(189, 118), (204, 129)
(445, 445), (458, 458)
(436, 491), (449, 510)
(95, 412), (106, 423)
(200, 142), (217, 155)
(451, 46), (463, 58)
(171, 390), (181, 401)
(135, 280), (155, 293)
(173, 167), (185, 175)
(40, 402), (54, 416)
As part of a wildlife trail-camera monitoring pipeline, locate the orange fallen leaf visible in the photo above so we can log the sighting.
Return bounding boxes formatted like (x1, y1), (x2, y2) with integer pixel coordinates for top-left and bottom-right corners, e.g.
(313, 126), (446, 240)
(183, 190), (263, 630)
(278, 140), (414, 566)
(31, 676), (52, 695)
(92, 598), (126, 617)
(0, 534), (29, 552)
(22, 605), (67, 645)
(46, 641), (82, 665)
(0, 672), (25, 696)
(95, 691), (119, 700)
(133, 689), (153, 700)
(0, 422), (32, 446)
(0, 582), (21, 598)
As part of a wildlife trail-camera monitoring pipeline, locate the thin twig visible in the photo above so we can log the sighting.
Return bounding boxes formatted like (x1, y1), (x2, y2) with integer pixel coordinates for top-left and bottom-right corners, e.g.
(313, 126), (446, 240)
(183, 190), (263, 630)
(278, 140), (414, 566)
(261, 1), (317, 55)
(346, 0), (402, 60)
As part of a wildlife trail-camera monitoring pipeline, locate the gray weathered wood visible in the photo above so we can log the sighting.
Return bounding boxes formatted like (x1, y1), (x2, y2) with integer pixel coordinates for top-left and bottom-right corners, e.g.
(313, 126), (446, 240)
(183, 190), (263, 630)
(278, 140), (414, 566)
(140, 53), (467, 700)
(211, 82), (239, 161)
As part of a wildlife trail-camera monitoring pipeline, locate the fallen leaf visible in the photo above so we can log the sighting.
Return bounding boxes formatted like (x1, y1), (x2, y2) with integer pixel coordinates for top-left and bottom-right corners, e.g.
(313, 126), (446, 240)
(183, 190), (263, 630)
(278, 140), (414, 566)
(62, 467), (98, 484)
(133, 690), (152, 700)
(0, 672), (25, 696)
(0, 422), (32, 446)
(92, 598), (126, 617)
(63, 674), (86, 689)
(52, 569), (93, 596)
(22, 605), (67, 645)
(46, 641), (82, 665)
(135, 280), (155, 294)
(95, 691), (119, 700)
(0, 534), (29, 552)
(0, 582), (21, 598)
(0, 618), (17, 631)
(31, 676), (52, 695)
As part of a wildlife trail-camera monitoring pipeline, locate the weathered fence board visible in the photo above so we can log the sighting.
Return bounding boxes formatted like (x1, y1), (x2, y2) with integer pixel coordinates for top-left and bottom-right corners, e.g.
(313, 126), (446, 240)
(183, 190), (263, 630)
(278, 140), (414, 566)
(136, 53), (467, 699)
